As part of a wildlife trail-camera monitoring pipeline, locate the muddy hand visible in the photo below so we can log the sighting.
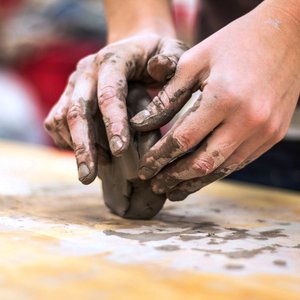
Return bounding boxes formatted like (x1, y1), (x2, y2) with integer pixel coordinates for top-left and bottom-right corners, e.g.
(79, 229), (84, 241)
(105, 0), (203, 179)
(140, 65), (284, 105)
(131, 1), (300, 200)
(44, 34), (187, 185)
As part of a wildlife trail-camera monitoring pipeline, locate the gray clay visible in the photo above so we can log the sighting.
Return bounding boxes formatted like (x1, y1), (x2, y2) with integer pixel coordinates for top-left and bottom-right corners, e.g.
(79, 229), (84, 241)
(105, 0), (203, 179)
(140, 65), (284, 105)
(96, 84), (166, 219)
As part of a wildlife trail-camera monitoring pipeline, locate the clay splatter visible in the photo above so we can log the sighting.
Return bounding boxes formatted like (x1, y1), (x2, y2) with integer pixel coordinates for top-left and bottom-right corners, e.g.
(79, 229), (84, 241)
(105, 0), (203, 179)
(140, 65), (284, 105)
(273, 260), (287, 267)
(155, 245), (181, 252)
(193, 246), (277, 259)
(224, 264), (245, 270)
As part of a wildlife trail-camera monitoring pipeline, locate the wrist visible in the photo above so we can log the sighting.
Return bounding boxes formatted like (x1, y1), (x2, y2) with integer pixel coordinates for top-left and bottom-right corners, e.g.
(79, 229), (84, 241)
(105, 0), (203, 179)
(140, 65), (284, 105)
(107, 19), (176, 43)
(104, 0), (176, 43)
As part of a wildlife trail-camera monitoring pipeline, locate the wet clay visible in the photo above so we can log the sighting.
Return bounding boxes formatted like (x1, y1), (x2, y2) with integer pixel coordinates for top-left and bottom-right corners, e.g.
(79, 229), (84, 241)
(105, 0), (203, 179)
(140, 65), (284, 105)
(97, 84), (166, 219)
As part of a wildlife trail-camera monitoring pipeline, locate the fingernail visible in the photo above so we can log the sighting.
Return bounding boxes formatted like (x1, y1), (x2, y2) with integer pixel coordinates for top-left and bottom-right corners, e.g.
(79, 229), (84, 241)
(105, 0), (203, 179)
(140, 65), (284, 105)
(78, 163), (90, 182)
(138, 166), (156, 180)
(130, 110), (151, 125)
(110, 135), (124, 155)
(168, 190), (189, 201)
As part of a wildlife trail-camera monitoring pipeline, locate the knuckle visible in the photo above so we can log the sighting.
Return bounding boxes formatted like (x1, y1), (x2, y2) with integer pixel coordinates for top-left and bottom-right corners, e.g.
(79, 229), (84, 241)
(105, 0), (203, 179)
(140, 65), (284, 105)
(205, 80), (241, 111)
(152, 93), (166, 110)
(244, 105), (271, 128)
(76, 55), (95, 70)
(182, 178), (204, 193)
(43, 117), (53, 132)
(73, 143), (86, 158)
(67, 105), (83, 122)
(98, 86), (116, 105)
(163, 173), (181, 188)
(177, 51), (193, 69)
(81, 71), (95, 82)
(172, 132), (191, 153)
(102, 114), (115, 128)
(76, 58), (87, 70)
(255, 109), (271, 126)
(52, 112), (65, 128)
(191, 157), (215, 176)
(221, 88), (240, 106)
(177, 58), (191, 71)
(96, 48), (117, 66)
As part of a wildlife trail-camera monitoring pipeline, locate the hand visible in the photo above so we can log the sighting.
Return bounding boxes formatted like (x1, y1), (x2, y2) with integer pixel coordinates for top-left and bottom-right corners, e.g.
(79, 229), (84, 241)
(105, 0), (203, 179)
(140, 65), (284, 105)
(131, 2), (300, 200)
(44, 34), (187, 184)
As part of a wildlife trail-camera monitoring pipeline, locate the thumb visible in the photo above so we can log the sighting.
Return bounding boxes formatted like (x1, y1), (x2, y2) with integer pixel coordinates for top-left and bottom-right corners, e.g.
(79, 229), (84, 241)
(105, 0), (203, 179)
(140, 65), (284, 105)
(131, 57), (195, 131)
(147, 38), (188, 82)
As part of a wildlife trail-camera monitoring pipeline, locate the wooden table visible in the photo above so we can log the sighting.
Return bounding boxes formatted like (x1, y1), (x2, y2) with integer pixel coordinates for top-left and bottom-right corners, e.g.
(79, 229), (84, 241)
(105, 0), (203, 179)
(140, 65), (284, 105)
(0, 141), (299, 300)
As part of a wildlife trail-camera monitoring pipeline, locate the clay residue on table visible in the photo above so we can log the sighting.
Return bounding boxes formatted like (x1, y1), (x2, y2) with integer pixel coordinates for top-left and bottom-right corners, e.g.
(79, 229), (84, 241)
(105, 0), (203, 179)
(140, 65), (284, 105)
(1, 141), (300, 299)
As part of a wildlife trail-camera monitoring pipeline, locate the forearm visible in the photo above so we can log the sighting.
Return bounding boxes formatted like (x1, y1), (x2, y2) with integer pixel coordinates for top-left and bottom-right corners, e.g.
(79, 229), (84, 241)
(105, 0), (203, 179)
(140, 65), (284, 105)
(104, 0), (176, 42)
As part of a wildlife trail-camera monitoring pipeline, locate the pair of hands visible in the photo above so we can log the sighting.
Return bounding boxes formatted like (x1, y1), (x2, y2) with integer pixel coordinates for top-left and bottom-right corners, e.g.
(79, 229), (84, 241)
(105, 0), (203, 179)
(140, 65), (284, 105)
(45, 6), (300, 201)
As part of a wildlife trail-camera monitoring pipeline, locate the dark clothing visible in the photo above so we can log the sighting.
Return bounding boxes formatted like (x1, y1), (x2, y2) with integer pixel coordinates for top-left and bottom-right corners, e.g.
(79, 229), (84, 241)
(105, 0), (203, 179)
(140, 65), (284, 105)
(229, 141), (300, 191)
(199, 0), (261, 40)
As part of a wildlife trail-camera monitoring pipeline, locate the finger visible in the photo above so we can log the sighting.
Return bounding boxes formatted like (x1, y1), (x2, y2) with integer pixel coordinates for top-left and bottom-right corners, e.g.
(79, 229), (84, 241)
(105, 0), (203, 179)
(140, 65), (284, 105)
(131, 58), (197, 131)
(166, 165), (233, 202)
(93, 111), (112, 166)
(97, 52), (131, 156)
(126, 83), (153, 116)
(167, 178), (204, 202)
(44, 108), (71, 149)
(126, 83), (162, 158)
(67, 61), (99, 185)
(137, 90), (232, 180)
(166, 165), (232, 201)
(147, 38), (188, 82)
(150, 116), (253, 194)
(44, 73), (76, 149)
(166, 134), (271, 201)
(205, 129), (281, 178)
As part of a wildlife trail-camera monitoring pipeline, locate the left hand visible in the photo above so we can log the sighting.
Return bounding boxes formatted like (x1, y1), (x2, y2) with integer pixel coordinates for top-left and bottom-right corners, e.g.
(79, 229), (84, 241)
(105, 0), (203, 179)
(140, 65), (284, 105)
(131, 1), (300, 201)
(44, 34), (187, 185)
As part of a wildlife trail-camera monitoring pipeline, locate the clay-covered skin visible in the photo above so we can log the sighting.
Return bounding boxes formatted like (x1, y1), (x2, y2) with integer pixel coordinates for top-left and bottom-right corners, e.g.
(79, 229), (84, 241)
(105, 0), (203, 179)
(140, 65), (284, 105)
(131, 1), (300, 201)
(96, 85), (166, 219)
(43, 36), (187, 186)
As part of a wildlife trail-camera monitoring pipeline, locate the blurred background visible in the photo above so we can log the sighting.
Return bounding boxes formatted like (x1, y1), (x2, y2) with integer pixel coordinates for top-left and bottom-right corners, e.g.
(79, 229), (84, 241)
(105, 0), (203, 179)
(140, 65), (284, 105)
(0, 0), (199, 145)
(0, 0), (299, 190)
(0, 0), (107, 144)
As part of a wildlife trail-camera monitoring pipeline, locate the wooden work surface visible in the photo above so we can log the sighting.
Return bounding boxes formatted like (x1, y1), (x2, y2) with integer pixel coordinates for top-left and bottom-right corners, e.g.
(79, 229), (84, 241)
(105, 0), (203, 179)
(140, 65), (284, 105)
(0, 140), (299, 300)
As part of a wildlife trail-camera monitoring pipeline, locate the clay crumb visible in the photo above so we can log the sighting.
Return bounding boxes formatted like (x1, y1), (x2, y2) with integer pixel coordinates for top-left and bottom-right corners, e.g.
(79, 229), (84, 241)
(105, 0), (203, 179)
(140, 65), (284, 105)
(273, 259), (287, 267)
(224, 264), (245, 270)
(257, 219), (266, 223)
(155, 245), (181, 252)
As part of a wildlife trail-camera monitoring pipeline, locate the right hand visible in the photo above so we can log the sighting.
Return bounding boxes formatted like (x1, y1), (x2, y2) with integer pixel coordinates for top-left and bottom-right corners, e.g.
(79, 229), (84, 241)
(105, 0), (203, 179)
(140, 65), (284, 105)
(44, 34), (187, 184)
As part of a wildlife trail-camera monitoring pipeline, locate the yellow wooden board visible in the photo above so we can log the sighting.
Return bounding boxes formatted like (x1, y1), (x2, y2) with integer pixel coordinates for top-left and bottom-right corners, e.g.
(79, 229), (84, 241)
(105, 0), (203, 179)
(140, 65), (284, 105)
(0, 140), (299, 300)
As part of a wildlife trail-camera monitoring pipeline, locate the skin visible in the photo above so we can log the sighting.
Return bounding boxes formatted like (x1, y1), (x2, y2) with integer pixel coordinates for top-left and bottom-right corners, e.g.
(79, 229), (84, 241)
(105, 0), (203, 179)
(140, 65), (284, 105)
(97, 84), (166, 219)
(45, 0), (300, 202)
(131, 0), (300, 200)
(44, 0), (187, 184)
